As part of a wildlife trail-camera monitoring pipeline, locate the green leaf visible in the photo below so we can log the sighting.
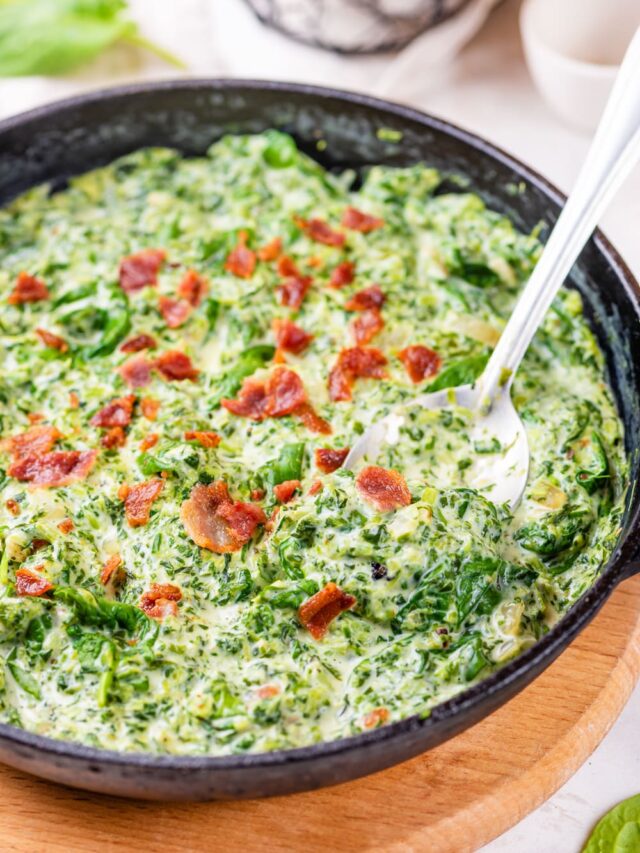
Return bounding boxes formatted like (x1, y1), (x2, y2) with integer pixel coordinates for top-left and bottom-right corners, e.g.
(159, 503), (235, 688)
(86, 303), (130, 358)
(211, 344), (275, 406)
(427, 352), (489, 392)
(258, 443), (305, 489)
(262, 131), (298, 169)
(574, 431), (609, 495)
(0, 0), (183, 77)
(450, 249), (501, 288)
(455, 556), (502, 625)
(515, 506), (592, 557)
(6, 649), (41, 699)
(261, 579), (318, 609)
(583, 794), (640, 853)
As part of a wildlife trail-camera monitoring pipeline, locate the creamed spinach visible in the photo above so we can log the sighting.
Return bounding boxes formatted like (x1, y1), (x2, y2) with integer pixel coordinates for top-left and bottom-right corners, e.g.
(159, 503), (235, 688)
(0, 132), (627, 754)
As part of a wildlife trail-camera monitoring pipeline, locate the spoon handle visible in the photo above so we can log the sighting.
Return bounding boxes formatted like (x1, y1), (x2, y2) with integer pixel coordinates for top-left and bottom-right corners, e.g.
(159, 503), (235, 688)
(479, 26), (640, 405)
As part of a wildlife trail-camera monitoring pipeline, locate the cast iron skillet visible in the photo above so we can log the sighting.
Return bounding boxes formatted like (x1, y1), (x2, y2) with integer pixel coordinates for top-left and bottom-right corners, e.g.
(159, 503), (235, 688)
(0, 80), (639, 802)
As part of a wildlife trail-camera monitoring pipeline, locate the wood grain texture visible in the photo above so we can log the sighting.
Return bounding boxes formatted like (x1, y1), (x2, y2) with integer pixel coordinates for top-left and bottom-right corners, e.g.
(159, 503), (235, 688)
(1, 575), (639, 853)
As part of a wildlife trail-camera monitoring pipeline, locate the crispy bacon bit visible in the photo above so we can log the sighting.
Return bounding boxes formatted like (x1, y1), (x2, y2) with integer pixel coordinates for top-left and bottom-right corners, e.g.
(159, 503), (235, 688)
(90, 394), (136, 428)
(294, 402), (332, 435)
(398, 345), (442, 383)
(328, 346), (387, 402)
(298, 582), (356, 640)
(100, 554), (125, 589)
(119, 355), (153, 388)
(276, 274), (312, 310)
(265, 368), (307, 418)
(15, 567), (53, 597)
(315, 447), (349, 473)
(181, 481), (266, 553)
(308, 480), (323, 496)
(184, 430), (221, 448)
(297, 217), (345, 247)
(251, 488), (265, 501)
(158, 296), (191, 329)
(68, 392), (80, 409)
(273, 479), (301, 504)
(273, 318), (313, 355)
(222, 377), (268, 420)
(57, 518), (74, 534)
(27, 413), (45, 424)
(352, 309), (384, 345)
(140, 397), (160, 421)
(277, 255), (301, 278)
(224, 231), (256, 278)
(8, 272), (49, 305)
(140, 433), (159, 451)
(154, 350), (198, 382)
(257, 237), (282, 262)
(362, 707), (390, 729)
(120, 334), (157, 354)
(345, 284), (385, 312)
(30, 539), (49, 553)
(121, 478), (164, 527)
(139, 583), (182, 620)
(119, 248), (166, 293)
(6, 499), (20, 516)
(329, 260), (355, 288)
(342, 206), (384, 233)
(8, 449), (97, 488)
(307, 256), (323, 270)
(356, 465), (411, 512)
(101, 427), (126, 449)
(256, 684), (281, 699)
(3, 425), (62, 461)
(177, 270), (208, 306)
(35, 328), (68, 352)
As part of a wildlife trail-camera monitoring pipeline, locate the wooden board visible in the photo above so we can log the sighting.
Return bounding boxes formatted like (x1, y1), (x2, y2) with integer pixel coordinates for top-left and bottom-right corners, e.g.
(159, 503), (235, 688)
(1, 574), (639, 853)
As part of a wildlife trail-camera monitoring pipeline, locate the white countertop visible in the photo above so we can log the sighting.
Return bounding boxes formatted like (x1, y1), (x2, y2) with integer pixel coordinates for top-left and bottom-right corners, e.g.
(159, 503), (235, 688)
(1, 1), (638, 849)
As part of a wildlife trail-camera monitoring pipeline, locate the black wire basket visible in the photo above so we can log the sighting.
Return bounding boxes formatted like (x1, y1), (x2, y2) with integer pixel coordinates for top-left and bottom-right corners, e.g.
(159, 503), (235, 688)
(244, 0), (474, 54)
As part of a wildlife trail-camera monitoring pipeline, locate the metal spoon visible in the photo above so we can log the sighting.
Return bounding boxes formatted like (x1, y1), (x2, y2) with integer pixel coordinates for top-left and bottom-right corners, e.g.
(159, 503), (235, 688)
(344, 27), (640, 508)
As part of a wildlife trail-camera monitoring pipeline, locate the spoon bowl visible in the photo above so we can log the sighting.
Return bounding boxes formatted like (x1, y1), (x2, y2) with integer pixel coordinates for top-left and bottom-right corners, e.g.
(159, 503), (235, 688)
(344, 383), (530, 508)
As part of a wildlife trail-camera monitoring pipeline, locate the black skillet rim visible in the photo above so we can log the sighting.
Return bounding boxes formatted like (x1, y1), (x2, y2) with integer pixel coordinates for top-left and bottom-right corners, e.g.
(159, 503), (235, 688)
(0, 78), (638, 773)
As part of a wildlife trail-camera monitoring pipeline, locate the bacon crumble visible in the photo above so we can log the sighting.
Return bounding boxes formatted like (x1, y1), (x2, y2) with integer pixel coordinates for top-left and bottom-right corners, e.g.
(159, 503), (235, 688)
(329, 260), (355, 288)
(356, 465), (411, 512)
(2, 425), (62, 461)
(119, 355), (153, 388)
(328, 346), (387, 402)
(272, 318), (313, 356)
(120, 478), (164, 527)
(177, 270), (208, 306)
(257, 237), (282, 262)
(101, 427), (127, 449)
(352, 309), (384, 345)
(341, 207), (384, 232)
(100, 554), (125, 589)
(398, 345), (442, 383)
(273, 479), (301, 504)
(296, 217), (345, 247)
(158, 296), (192, 329)
(184, 430), (221, 448)
(90, 395), (136, 428)
(120, 334), (157, 354)
(8, 272), (50, 305)
(119, 249), (166, 293)
(298, 582), (356, 640)
(140, 397), (161, 421)
(362, 708), (390, 729)
(15, 567), (53, 597)
(8, 450), (97, 488)
(154, 350), (198, 382)
(139, 583), (182, 620)
(315, 447), (349, 473)
(344, 284), (385, 312)
(224, 231), (256, 278)
(139, 433), (159, 451)
(276, 275), (312, 310)
(181, 481), (266, 553)
(35, 328), (68, 352)
(6, 499), (20, 516)
(57, 518), (74, 534)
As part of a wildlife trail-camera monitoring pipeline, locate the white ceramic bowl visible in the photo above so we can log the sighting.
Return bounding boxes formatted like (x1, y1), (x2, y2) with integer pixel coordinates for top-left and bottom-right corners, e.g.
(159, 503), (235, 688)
(520, 0), (640, 132)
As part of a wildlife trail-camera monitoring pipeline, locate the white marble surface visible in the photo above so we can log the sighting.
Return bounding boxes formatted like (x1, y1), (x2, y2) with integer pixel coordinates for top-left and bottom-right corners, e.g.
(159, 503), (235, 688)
(1, 1), (638, 849)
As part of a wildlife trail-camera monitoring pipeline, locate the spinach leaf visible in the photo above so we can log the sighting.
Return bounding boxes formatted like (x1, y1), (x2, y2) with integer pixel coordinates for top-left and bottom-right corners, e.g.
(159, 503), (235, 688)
(450, 249), (501, 288)
(583, 794), (640, 853)
(211, 344), (275, 406)
(0, 0), (183, 77)
(54, 586), (157, 644)
(515, 506), (592, 557)
(427, 352), (489, 392)
(85, 302), (130, 358)
(258, 443), (305, 488)
(456, 556), (502, 625)
(574, 431), (609, 495)
(262, 579), (318, 609)
(6, 648), (40, 699)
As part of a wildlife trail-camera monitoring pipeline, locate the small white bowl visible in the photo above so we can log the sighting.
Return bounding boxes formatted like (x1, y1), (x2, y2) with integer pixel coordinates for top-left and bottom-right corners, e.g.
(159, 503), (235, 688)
(520, 0), (640, 132)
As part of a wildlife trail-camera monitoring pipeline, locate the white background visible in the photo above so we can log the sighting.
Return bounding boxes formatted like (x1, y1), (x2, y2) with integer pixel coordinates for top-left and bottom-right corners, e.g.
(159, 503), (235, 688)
(1, 2), (639, 850)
